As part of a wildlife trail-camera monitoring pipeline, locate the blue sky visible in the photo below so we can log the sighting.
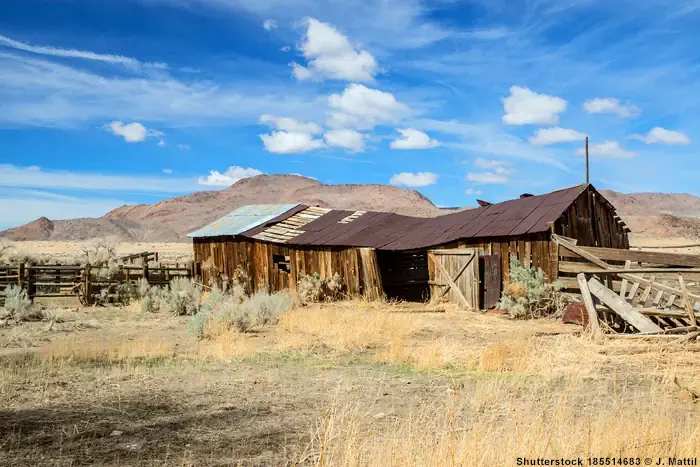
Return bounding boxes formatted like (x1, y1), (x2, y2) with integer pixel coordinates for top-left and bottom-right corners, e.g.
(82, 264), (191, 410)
(1, 0), (699, 230)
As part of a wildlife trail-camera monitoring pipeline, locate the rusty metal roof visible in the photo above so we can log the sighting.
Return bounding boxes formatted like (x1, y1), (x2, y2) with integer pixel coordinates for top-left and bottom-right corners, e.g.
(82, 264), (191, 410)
(187, 204), (299, 238)
(194, 184), (593, 250)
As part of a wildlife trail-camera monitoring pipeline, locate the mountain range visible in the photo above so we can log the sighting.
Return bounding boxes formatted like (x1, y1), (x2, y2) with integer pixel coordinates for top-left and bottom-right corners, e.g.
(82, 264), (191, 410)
(2, 175), (700, 242)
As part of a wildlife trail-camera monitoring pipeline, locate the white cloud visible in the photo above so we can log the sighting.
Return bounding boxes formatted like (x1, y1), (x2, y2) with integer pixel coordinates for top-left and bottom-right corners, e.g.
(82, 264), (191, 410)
(157, 139), (165, 147)
(583, 98), (639, 118)
(293, 18), (379, 82)
(197, 166), (263, 186)
(260, 114), (321, 134)
(390, 128), (439, 149)
(280, 46), (292, 52)
(0, 52), (325, 128)
(259, 131), (325, 154)
(529, 127), (587, 145)
(327, 84), (410, 130)
(474, 158), (508, 169)
(501, 86), (567, 126)
(162, 168), (173, 174)
(105, 121), (161, 143)
(467, 164), (516, 184)
(576, 141), (637, 158)
(323, 129), (366, 152)
(469, 28), (510, 40)
(629, 127), (691, 145)
(177, 144), (191, 151)
(465, 188), (482, 195)
(0, 164), (199, 193)
(263, 19), (277, 31)
(389, 172), (438, 187)
(0, 34), (167, 71)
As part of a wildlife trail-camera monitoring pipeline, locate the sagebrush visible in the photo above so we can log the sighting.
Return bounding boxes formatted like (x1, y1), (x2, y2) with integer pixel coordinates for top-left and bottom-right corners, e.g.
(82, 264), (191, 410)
(0, 284), (43, 321)
(498, 255), (572, 319)
(140, 277), (202, 315)
(297, 272), (344, 304)
(190, 288), (294, 339)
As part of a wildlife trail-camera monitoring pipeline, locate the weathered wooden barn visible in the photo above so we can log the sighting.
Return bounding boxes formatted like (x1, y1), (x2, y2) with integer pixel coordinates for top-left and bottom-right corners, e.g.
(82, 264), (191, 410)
(189, 184), (629, 309)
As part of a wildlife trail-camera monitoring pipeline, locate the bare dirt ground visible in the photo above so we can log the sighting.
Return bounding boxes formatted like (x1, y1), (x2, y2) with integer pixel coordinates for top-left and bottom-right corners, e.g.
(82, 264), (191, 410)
(1, 299), (699, 466)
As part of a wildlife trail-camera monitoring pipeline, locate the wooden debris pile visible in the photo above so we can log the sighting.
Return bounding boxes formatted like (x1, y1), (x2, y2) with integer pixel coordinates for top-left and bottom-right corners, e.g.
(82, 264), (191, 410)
(554, 235), (700, 342)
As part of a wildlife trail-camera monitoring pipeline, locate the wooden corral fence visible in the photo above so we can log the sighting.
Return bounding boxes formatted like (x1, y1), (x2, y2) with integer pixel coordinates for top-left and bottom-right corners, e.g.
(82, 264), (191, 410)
(428, 249), (480, 310)
(553, 235), (700, 336)
(0, 262), (198, 306)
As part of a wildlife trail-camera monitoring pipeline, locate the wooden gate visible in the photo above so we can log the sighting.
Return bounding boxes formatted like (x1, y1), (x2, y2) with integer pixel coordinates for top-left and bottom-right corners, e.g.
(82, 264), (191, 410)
(428, 249), (480, 310)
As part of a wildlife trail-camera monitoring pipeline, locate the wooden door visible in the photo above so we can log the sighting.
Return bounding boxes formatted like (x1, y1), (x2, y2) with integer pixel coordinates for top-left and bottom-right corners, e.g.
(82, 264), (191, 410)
(479, 255), (502, 310)
(428, 249), (480, 310)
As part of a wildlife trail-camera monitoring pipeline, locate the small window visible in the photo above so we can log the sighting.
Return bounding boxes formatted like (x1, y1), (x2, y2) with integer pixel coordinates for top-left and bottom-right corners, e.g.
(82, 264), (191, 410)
(273, 254), (291, 273)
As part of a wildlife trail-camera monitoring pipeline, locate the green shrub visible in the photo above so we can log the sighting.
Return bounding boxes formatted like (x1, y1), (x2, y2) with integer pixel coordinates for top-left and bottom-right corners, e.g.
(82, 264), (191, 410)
(1, 284), (43, 321)
(498, 255), (571, 319)
(141, 278), (202, 315)
(189, 288), (294, 339)
(297, 272), (344, 304)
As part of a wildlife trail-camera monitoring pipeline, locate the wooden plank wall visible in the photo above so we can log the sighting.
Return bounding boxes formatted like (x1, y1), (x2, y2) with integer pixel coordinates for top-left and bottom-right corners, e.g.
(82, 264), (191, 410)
(193, 237), (383, 298)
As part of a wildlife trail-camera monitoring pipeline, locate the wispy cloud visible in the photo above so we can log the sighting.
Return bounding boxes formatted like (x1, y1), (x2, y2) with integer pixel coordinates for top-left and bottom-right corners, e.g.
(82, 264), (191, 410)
(629, 127), (691, 145)
(389, 172), (438, 187)
(0, 33), (167, 71)
(583, 98), (639, 118)
(576, 141), (636, 158)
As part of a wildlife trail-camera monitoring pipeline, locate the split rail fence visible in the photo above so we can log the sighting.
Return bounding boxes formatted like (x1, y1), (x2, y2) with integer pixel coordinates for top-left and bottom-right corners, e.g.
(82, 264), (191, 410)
(0, 261), (200, 306)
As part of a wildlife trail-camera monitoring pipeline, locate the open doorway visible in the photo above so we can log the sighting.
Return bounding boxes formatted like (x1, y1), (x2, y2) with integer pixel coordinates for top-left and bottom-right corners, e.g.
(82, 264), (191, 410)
(376, 250), (429, 301)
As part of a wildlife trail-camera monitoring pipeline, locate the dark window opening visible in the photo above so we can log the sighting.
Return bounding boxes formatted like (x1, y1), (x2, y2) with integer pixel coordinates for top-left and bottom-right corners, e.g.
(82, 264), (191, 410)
(273, 254), (291, 273)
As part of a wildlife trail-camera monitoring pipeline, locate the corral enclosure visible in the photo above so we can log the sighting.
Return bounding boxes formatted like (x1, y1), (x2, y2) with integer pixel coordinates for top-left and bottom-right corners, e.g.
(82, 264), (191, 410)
(191, 184), (630, 308)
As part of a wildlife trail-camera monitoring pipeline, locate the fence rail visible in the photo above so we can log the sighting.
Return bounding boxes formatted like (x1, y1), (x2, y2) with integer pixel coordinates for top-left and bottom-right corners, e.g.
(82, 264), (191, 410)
(0, 262), (201, 306)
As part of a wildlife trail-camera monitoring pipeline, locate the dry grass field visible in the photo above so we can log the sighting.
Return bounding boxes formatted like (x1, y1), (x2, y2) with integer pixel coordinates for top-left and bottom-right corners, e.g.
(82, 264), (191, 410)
(1, 297), (699, 466)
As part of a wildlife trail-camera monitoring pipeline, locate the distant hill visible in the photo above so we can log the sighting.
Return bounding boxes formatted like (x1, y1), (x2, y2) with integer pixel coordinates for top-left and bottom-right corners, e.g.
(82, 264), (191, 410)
(0, 175), (449, 242)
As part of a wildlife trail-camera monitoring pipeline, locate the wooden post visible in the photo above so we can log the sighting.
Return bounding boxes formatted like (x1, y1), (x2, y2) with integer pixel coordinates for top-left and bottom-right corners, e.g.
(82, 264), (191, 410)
(18, 263), (24, 287)
(143, 263), (149, 284)
(587, 277), (662, 333)
(84, 264), (91, 305)
(678, 273), (697, 326)
(585, 136), (589, 185)
(26, 266), (36, 301)
(577, 273), (601, 338)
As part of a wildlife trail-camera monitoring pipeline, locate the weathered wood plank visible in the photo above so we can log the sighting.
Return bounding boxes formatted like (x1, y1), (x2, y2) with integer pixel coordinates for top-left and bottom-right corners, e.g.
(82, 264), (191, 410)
(588, 277), (663, 333)
(577, 274), (601, 337)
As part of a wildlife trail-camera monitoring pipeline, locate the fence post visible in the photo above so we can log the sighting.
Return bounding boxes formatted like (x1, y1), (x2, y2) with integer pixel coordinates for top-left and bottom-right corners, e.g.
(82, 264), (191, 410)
(18, 263), (24, 288)
(143, 263), (149, 284)
(26, 266), (36, 301)
(84, 264), (92, 305)
(155, 252), (159, 263)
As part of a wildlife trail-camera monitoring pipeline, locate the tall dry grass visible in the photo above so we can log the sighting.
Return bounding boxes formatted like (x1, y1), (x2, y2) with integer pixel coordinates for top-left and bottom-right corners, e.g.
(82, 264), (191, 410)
(309, 379), (700, 466)
(41, 336), (174, 362)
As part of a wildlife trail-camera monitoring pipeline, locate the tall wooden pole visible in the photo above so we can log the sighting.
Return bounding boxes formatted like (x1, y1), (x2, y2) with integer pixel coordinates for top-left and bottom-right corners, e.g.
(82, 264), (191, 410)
(585, 136), (590, 185)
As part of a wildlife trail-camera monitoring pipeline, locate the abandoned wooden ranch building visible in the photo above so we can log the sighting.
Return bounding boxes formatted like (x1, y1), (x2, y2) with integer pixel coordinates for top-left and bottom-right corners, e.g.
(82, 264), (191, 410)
(189, 184), (630, 309)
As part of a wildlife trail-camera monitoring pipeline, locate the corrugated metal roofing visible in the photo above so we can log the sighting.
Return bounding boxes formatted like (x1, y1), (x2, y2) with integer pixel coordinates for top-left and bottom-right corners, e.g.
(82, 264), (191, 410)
(191, 184), (594, 250)
(187, 204), (299, 238)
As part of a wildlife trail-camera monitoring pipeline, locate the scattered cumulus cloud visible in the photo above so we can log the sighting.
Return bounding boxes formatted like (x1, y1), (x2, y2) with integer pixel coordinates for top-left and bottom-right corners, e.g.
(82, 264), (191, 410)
(502, 86), (567, 126)
(327, 84), (410, 130)
(529, 127), (587, 145)
(177, 144), (191, 150)
(389, 172), (438, 187)
(465, 188), (482, 195)
(390, 128), (439, 149)
(323, 129), (366, 152)
(290, 18), (379, 82)
(263, 19), (277, 31)
(629, 127), (691, 145)
(260, 131), (325, 154)
(583, 98), (639, 118)
(0, 33), (167, 71)
(260, 114), (321, 134)
(104, 121), (162, 143)
(467, 161), (516, 184)
(280, 46), (291, 52)
(162, 168), (172, 174)
(197, 166), (263, 186)
(576, 141), (637, 158)
(157, 139), (165, 147)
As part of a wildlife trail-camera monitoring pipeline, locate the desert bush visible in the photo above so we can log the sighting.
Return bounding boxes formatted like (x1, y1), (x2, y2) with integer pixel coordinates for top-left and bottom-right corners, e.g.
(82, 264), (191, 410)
(190, 288), (294, 339)
(498, 255), (572, 319)
(140, 278), (202, 315)
(297, 272), (344, 304)
(0, 284), (44, 321)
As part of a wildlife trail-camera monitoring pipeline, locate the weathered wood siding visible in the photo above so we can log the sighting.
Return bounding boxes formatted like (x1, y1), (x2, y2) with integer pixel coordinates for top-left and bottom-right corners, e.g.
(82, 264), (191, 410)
(192, 237), (383, 298)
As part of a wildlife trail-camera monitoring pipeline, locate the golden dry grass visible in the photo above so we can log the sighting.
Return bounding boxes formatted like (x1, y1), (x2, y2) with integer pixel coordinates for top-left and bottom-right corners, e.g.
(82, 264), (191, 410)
(40, 336), (175, 362)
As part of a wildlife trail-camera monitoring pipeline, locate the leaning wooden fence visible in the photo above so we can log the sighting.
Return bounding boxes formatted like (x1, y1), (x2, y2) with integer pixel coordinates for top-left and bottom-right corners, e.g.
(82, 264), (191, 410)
(0, 262), (200, 306)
